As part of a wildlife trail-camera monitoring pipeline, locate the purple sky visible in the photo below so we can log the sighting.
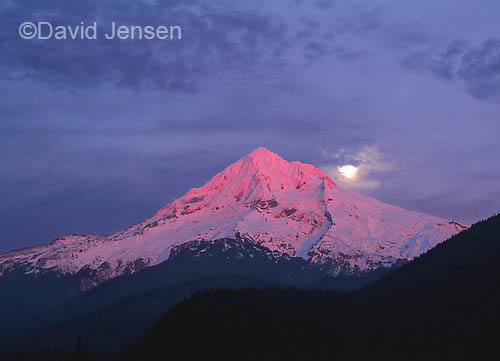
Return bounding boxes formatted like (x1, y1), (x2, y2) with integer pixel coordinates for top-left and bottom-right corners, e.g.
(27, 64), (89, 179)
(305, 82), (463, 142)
(1, 0), (500, 252)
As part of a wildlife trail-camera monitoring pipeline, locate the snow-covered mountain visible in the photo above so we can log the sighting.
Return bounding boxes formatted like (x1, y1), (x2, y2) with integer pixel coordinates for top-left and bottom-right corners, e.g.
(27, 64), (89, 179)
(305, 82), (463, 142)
(0, 147), (466, 290)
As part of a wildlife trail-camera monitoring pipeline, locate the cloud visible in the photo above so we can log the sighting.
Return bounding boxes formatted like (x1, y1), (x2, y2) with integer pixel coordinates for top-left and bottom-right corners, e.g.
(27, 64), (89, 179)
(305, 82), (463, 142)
(0, 0), (291, 92)
(314, 1), (335, 10)
(334, 46), (369, 61)
(402, 38), (500, 102)
(459, 39), (500, 101)
(402, 41), (466, 81)
(304, 41), (330, 59)
(0, 0), (386, 93)
(321, 145), (396, 190)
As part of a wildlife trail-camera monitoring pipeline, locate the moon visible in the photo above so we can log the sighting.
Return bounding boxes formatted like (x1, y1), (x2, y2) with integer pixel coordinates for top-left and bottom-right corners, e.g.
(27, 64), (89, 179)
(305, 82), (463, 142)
(338, 165), (358, 179)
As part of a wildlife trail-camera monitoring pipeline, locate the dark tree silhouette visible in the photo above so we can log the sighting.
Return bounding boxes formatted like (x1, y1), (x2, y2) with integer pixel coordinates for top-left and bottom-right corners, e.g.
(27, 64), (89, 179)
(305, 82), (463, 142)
(68, 336), (89, 361)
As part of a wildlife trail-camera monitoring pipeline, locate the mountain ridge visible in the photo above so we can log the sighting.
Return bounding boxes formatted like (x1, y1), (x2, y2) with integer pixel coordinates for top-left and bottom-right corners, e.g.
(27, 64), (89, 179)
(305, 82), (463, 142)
(0, 147), (466, 291)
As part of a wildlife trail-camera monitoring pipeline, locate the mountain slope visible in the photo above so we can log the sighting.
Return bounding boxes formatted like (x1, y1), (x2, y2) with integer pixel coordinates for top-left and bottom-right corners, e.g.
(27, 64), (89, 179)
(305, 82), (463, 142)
(15, 276), (284, 353)
(123, 214), (500, 361)
(0, 235), (381, 348)
(0, 147), (465, 291)
(360, 213), (500, 306)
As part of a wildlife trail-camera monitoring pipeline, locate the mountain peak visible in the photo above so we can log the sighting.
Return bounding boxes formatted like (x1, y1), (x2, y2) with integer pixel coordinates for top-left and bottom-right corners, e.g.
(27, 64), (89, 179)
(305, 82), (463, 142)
(245, 147), (286, 169)
(247, 147), (282, 160)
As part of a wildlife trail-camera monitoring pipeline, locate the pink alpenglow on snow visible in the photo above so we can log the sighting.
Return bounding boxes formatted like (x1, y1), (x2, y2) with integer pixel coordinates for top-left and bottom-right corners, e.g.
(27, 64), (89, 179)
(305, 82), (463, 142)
(0, 147), (467, 288)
